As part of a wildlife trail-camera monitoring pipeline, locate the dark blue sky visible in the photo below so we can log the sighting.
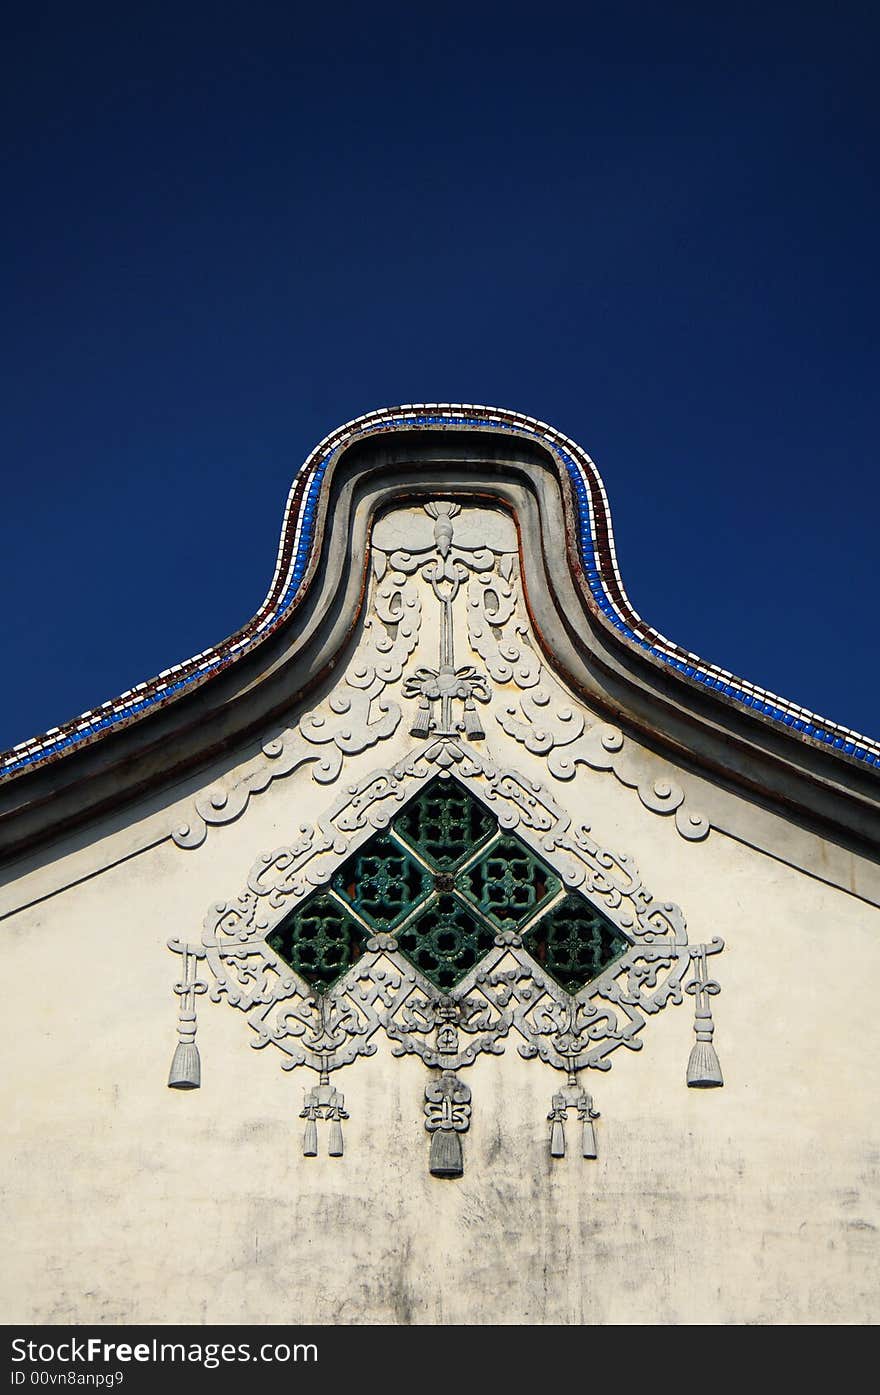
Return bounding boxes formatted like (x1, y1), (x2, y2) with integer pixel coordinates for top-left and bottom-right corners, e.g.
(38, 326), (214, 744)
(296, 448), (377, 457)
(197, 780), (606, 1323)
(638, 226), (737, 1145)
(2, 3), (878, 752)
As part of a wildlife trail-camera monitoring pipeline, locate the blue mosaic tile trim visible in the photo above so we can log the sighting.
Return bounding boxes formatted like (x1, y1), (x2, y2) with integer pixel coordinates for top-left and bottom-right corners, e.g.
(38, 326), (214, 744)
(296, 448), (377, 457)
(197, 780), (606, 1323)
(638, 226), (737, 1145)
(2, 407), (878, 777)
(275, 457), (329, 612)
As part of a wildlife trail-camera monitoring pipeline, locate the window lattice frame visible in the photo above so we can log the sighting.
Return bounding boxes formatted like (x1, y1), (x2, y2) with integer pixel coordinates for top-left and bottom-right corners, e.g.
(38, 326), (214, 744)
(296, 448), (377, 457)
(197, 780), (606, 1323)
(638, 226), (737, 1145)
(168, 738), (722, 1169)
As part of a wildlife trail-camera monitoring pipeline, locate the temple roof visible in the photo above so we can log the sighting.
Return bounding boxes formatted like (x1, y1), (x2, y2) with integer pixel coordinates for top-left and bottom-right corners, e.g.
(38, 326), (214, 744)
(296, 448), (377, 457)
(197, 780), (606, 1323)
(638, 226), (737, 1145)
(3, 403), (877, 782)
(1, 404), (877, 874)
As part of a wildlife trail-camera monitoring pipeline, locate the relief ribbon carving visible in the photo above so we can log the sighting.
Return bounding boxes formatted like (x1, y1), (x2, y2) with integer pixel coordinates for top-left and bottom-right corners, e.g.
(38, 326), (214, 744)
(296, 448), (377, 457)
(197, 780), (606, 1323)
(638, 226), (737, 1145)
(467, 557), (711, 841)
(397, 502), (493, 740)
(171, 554), (421, 849)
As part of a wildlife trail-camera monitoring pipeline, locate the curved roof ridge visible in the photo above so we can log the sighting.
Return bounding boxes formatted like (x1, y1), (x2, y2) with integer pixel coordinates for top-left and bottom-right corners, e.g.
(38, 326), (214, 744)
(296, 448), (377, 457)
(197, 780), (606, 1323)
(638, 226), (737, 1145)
(2, 402), (878, 782)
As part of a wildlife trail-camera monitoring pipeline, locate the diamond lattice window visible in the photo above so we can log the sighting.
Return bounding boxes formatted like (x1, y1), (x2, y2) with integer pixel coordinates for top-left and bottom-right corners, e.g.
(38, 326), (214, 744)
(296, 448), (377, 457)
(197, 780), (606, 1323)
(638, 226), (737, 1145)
(267, 777), (629, 995)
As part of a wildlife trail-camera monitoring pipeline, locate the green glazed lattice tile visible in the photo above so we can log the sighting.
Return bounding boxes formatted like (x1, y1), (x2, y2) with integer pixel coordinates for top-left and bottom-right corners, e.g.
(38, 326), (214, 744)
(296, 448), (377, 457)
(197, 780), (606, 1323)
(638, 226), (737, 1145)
(463, 833), (560, 930)
(266, 776), (630, 1001)
(524, 892), (628, 996)
(396, 893), (497, 992)
(393, 777), (495, 870)
(267, 890), (367, 996)
(331, 831), (433, 928)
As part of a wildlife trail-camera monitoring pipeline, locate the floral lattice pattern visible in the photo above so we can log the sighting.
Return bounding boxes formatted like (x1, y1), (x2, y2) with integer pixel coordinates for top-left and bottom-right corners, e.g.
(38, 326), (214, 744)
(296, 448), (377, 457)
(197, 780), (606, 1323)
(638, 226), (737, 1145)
(266, 777), (628, 996)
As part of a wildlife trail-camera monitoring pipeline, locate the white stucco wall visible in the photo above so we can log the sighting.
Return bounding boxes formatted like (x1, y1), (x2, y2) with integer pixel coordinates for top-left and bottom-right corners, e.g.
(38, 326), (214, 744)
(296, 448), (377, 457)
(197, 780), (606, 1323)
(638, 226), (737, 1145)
(2, 504), (878, 1325)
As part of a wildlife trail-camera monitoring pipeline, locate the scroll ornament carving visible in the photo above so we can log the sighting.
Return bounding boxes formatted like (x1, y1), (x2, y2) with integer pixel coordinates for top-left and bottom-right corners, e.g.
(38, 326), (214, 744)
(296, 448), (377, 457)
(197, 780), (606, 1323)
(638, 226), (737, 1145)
(170, 501), (709, 854)
(171, 553), (421, 849)
(467, 561), (711, 842)
(391, 502), (494, 741)
(167, 738), (723, 1176)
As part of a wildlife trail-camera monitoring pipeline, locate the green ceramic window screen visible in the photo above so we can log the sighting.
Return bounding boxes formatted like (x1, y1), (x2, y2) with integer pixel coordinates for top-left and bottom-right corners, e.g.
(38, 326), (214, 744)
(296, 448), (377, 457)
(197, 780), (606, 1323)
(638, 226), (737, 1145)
(268, 777), (629, 996)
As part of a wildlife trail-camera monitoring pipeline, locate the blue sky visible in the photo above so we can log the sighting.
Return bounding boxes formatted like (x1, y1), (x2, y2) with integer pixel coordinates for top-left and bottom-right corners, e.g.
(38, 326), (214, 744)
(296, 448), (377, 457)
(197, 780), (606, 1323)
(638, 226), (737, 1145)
(2, 3), (878, 752)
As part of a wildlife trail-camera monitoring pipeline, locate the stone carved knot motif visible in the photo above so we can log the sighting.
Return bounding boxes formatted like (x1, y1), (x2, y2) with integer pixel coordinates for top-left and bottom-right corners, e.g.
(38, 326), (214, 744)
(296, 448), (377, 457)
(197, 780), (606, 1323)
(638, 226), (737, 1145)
(424, 1073), (473, 1178)
(403, 665), (489, 739)
(167, 736), (723, 1178)
(420, 999), (473, 1179)
(301, 1071), (349, 1158)
(394, 503), (492, 741)
(548, 1078), (600, 1159)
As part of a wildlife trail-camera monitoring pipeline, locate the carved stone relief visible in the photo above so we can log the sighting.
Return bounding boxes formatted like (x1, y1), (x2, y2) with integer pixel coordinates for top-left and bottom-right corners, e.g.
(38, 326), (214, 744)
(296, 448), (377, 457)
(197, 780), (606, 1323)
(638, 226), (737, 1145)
(167, 499), (724, 1177)
(466, 555), (711, 840)
(168, 737), (723, 1173)
(170, 499), (710, 851)
(171, 553), (421, 849)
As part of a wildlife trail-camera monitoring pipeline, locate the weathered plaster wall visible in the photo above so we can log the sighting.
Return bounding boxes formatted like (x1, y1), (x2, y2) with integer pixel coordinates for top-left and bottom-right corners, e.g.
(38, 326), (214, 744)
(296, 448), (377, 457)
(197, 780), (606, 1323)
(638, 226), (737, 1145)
(3, 800), (879, 1324)
(2, 503), (878, 1325)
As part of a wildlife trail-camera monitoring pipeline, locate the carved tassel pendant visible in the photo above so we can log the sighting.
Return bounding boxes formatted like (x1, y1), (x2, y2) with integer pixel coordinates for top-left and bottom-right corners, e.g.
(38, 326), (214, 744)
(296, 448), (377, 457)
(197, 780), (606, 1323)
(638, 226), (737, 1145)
(687, 945), (724, 1088)
(168, 943), (204, 1090)
(300, 1075), (348, 1158)
(462, 699), (484, 740)
(168, 1038), (201, 1090)
(550, 1117), (566, 1157)
(411, 699), (433, 738)
(581, 1117), (598, 1159)
(302, 1118), (318, 1157)
(424, 1070), (471, 1178)
(328, 1117), (344, 1157)
(579, 1089), (599, 1158)
(549, 1088), (567, 1157)
(687, 1036), (723, 1088)
(429, 1128), (463, 1178)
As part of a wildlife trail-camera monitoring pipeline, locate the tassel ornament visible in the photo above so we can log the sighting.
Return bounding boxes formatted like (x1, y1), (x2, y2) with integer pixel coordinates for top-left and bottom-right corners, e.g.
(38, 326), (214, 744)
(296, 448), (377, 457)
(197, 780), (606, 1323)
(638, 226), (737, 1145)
(328, 1117), (344, 1157)
(167, 942), (207, 1090)
(581, 1116), (598, 1159)
(411, 698), (433, 738)
(300, 1071), (349, 1158)
(686, 944), (724, 1088)
(424, 1071), (472, 1179)
(168, 1038), (201, 1090)
(462, 699), (485, 740)
(550, 1079), (599, 1161)
(429, 1128), (464, 1178)
(687, 1037), (723, 1089)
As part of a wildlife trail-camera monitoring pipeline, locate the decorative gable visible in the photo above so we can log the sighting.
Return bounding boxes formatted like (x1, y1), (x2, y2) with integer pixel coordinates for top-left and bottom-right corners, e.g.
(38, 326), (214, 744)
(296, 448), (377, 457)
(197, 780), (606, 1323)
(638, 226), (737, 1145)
(167, 499), (723, 1177)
